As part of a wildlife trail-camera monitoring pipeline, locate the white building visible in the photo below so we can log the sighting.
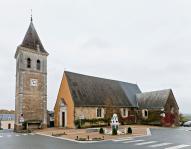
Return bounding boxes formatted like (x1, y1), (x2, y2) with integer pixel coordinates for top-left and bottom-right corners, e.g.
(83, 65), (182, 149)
(0, 114), (15, 129)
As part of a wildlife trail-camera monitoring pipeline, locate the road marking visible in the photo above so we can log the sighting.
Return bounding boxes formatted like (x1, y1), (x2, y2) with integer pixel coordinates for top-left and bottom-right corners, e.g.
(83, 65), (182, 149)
(147, 128), (151, 136)
(7, 135), (12, 137)
(113, 138), (133, 142)
(0, 136), (3, 138)
(123, 140), (144, 143)
(15, 134), (20, 137)
(165, 144), (190, 149)
(30, 133), (35, 135)
(22, 134), (28, 136)
(135, 141), (157, 145)
(149, 142), (172, 147)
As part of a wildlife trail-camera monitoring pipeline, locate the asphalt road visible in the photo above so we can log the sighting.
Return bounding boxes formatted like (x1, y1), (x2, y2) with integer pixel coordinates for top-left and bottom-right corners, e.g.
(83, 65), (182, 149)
(0, 127), (191, 149)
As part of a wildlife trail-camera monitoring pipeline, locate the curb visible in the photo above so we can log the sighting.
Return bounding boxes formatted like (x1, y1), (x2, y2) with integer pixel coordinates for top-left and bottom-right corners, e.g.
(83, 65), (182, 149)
(35, 128), (152, 143)
(35, 133), (100, 143)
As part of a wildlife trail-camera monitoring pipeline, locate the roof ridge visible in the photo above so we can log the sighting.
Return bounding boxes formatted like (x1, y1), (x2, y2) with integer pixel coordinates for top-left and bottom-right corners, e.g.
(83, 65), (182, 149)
(64, 71), (137, 86)
(137, 88), (171, 95)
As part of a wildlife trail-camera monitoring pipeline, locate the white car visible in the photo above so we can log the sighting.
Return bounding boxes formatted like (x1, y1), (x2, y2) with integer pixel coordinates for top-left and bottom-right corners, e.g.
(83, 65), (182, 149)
(183, 121), (191, 127)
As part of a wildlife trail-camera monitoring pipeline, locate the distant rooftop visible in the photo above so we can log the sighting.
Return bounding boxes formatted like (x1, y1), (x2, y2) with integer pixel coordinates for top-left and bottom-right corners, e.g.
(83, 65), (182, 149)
(0, 114), (15, 121)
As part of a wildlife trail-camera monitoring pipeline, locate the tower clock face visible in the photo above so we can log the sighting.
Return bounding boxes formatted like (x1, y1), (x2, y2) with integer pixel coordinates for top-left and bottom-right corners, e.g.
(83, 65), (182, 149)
(30, 79), (38, 86)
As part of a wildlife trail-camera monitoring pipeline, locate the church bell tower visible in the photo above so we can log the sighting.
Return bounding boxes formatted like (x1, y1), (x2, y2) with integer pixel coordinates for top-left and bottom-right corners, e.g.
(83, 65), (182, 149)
(14, 17), (48, 131)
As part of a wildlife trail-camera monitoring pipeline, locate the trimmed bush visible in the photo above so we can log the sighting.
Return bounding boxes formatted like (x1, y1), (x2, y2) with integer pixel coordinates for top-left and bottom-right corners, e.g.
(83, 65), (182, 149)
(112, 127), (117, 135)
(128, 127), (132, 134)
(99, 127), (104, 134)
(74, 118), (110, 128)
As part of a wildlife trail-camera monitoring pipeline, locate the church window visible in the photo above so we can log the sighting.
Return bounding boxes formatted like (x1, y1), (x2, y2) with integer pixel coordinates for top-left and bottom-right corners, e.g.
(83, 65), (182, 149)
(96, 108), (103, 118)
(27, 58), (31, 68)
(142, 109), (148, 119)
(37, 60), (41, 70)
(121, 108), (128, 117)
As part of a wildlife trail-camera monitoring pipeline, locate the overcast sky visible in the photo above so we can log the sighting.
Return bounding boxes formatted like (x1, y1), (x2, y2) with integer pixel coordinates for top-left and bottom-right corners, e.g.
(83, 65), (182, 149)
(0, 0), (191, 114)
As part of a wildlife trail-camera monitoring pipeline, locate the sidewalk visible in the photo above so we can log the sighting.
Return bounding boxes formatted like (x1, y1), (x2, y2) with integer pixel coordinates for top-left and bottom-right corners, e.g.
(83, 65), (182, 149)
(34, 125), (157, 142)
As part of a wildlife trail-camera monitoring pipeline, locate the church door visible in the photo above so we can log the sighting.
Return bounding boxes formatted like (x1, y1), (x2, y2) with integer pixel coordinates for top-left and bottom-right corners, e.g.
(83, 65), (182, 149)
(62, 112), (65, 127)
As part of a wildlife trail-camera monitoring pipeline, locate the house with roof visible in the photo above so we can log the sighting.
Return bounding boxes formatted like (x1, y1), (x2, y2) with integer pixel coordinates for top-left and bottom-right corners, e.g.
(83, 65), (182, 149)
(0, 114), (15, 129)
(54, 71), (179, 128)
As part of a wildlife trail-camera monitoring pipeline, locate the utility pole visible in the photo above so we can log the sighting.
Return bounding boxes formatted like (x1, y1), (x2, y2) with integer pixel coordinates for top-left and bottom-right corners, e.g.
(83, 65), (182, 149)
(0, 115), (2, 129)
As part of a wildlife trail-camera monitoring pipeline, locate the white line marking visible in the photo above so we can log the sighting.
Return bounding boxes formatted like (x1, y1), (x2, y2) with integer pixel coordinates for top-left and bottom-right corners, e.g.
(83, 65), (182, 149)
(22, 134), (28, 136)
(165, 144), (191, 149)
(7, 135), (12, 137)
(15, 134), (20, 137)
(30, 133), (35, 135)
(0, 136), (3, 138)
(135, 141), (157, 145)
(113, 138), (133, 142)
(147, 128), (151, 136)
(149, 142), (172, 147)
(123, 140), (144, 143)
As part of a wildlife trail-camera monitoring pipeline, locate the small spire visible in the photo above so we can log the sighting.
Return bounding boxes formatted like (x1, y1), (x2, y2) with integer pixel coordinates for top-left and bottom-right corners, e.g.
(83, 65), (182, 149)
(30, 9), (33, 22)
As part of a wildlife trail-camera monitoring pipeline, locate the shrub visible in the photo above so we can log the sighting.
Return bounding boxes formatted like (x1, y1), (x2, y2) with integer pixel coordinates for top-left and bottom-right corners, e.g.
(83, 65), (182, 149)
(22, 121), (27, 130)
(99, 127), (104, 134)
(74, 118), (109, 128)
(128, 127), (132, 134)
(92, 137), (102, 141)
(112, 127), (117, 135)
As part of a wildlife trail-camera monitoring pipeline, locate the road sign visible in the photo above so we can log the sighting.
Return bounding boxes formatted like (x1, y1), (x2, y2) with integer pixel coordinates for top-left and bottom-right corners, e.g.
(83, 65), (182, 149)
(19, 116), (24, 123)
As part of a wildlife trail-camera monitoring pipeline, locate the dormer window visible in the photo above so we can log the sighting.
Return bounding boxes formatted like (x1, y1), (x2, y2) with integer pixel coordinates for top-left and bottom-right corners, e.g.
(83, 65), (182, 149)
(37, 60), (41, 70)
(27, 58), (31, 68)
(37, 44), (40, 52)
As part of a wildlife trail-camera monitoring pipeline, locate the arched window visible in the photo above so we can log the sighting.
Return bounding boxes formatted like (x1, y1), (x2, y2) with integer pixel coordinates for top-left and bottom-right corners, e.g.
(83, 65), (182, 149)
(27, 58), (31, 68)
(142, 109), (148, 119)
(36, 60), (41, 70)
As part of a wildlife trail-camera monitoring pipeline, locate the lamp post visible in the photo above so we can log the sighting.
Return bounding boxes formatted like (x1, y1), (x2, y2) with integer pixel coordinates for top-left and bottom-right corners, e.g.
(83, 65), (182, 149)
(0, 115), (2, 129)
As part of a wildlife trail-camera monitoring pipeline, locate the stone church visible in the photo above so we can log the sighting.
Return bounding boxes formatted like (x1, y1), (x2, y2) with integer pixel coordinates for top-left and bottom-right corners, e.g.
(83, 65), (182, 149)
(54, 71), (180, 128)
(14, 17), (48, 131)
(14, 18), (180, 131)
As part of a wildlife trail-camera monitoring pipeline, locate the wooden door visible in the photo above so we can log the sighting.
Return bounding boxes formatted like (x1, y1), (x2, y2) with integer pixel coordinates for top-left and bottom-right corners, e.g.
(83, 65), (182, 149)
(8, 123), (11, 129)
(62, 112), (65, 127)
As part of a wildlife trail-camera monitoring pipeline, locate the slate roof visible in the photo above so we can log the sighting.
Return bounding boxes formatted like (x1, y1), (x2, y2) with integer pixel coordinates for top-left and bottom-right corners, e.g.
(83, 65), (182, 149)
(21, 20), (48, 53)
(136, 89), (172, 109)
(65, 71), (141, 107)
(0, 114), (15, 121)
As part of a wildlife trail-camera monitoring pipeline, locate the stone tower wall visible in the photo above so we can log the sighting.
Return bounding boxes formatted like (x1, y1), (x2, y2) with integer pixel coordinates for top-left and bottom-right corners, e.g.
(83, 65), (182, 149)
(15, 46), (48, 130)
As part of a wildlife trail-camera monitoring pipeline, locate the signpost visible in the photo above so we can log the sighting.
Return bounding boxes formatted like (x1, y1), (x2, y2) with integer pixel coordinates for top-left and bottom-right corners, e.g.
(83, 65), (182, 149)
(19, 114), (24, 123)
